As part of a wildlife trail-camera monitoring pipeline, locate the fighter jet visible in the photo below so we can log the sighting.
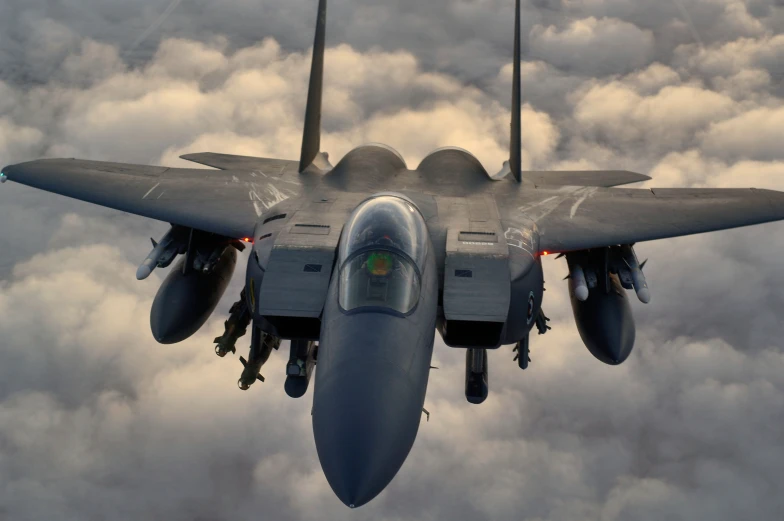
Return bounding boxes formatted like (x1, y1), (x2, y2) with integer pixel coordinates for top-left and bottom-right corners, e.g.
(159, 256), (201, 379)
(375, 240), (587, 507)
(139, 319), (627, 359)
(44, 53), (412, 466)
(3, 0), (784, 508)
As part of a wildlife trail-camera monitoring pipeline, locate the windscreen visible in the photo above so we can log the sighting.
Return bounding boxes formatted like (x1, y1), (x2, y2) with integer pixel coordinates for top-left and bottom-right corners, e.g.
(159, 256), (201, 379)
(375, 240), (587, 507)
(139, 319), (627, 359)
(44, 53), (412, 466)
(338, 195), (428, 268)
(339, 250), (421, 313)
(338, 195), (429, 314)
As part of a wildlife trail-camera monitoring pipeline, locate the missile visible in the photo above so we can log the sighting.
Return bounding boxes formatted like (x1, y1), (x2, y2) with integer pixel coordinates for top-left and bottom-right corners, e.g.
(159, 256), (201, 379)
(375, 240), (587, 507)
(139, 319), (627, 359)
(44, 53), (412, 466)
(202, 247), (226, 274)
(513, 335), (530, 369)
(238, 355), (265, 390)
(620, 245), (650, 303)
(214, 291), (251, 357)
(566, 257), (589, 301)
(136, 227), (185, 280)
(237, 328), (280, 390)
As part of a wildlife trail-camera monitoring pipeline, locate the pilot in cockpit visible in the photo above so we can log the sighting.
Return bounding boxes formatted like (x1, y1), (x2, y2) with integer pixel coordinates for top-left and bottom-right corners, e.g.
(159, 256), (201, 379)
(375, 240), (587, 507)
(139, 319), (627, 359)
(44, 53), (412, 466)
(340, 244), (419, 314)
(338, 196), (427, 315)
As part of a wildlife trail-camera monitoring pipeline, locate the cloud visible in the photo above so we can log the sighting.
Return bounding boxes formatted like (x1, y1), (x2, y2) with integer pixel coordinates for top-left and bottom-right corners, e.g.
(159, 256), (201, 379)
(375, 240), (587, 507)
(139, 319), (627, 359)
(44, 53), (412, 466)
(671, 33), (784, 96)
(0, 34), (560, 171)
(702, 106), (784, 161)
(646, 149), (784, 188)
(529, 17), (656, 75)
(1, 0), (784, 519)
(572, 81), (737, 154)
(0, 116), (44, 161)
(4, 233), (784, 520)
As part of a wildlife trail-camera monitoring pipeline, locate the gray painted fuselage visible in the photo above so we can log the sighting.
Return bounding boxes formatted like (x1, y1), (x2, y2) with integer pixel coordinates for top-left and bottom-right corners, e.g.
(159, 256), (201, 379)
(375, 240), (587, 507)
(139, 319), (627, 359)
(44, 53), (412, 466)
(242, 145), (548, 506)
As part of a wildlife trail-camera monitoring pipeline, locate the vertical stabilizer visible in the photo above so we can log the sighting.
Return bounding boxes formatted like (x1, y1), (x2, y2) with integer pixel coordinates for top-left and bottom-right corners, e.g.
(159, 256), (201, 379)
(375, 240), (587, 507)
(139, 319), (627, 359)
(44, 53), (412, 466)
(299, 0), (328, 173)
(509, 0), (522, 183)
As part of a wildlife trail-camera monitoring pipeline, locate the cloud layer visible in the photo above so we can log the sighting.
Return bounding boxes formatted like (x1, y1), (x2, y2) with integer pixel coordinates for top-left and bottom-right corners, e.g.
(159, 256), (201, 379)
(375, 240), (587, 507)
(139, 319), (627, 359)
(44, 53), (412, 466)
(1, 0), (784, 519)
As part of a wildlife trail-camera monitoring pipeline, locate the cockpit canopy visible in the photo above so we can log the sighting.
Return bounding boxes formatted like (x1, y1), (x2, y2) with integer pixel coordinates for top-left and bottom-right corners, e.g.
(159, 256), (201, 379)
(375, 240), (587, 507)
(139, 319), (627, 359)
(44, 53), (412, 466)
(338, 195), (429, 314)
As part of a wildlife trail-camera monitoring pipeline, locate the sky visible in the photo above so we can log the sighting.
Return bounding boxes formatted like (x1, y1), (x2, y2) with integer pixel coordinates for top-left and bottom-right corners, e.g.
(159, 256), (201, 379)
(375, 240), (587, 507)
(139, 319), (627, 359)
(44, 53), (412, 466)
(1, 0), (784, 519)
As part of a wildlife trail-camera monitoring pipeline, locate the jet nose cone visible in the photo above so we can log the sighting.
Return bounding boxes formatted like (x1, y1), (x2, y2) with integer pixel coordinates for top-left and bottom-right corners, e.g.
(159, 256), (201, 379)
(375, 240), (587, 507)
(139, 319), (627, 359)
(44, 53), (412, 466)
(313, 362), (423, 508)
(321, 442), (393, 509)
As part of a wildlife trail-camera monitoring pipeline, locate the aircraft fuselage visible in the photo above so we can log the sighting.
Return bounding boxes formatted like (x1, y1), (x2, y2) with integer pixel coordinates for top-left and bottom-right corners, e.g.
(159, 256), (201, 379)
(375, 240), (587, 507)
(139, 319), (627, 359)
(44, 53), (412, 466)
(241, 145), (545, 506)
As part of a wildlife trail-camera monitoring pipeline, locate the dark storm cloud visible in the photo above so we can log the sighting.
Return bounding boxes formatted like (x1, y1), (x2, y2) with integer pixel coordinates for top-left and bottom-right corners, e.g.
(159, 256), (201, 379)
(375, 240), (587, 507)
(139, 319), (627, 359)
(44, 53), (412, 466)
(1, 0), (784, 520)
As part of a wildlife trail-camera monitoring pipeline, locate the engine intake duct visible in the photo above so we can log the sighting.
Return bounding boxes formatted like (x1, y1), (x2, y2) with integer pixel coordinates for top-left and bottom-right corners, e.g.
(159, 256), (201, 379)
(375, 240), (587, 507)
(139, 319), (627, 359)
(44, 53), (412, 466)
(439, 320), (504, 348)
(441, 226), (510, 349)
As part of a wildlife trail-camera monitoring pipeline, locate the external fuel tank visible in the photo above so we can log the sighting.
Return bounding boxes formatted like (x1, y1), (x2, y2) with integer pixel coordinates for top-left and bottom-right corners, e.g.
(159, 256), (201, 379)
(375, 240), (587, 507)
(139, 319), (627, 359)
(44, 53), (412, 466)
(150, 247), (237, 344)
(569, 272), (635, 365)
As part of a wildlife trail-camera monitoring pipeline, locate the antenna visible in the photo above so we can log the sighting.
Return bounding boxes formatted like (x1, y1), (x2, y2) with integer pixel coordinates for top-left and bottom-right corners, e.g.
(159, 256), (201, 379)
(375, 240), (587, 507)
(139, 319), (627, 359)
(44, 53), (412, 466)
(510, 0), (522, 183)
(298, 0), (328, 173)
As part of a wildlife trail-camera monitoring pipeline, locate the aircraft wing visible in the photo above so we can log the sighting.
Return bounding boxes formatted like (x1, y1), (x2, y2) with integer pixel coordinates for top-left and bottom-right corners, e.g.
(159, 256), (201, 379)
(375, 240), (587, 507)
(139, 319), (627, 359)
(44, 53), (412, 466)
(1, 158), (302, 239)
(509, 187), (784, 253)
(180, 152), (297, 172)
(523, 170), (650, 187)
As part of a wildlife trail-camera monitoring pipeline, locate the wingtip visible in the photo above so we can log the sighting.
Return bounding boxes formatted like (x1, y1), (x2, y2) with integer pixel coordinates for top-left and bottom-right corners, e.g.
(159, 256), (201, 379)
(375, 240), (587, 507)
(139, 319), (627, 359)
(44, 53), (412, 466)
(1, 163), (16, 182)
(610, 170), (651, 185)
(624, 170), (652, 182)
(179, 152), (209, 164)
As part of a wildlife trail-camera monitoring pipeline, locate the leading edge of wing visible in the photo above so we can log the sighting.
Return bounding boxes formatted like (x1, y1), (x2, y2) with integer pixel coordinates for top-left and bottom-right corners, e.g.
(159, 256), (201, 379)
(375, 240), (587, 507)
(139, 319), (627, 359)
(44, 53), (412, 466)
(520, 186), (784, 253)
(523, 170), (651, 187)
(180, 152), (298, 173)
(1, 158), (300, 239)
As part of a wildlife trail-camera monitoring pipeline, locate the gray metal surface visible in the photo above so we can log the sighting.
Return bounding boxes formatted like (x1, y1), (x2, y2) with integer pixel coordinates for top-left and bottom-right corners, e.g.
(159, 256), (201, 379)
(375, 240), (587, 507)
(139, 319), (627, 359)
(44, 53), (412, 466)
(503, 185), (784, 253)
(6, 158), (783, 257)
(443, 226), (510, 323)
(150, 247), (237, 344)
(522, 170), (651, 187)
(0, 158), (301, 239)
(299, 0), (327, 173)
(257, 212), (343, 318)
(569, 273), (636, 365)
(509, 0), (522, 183)
(313, 222), (438, 507)
(180, 152), (297, 172)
